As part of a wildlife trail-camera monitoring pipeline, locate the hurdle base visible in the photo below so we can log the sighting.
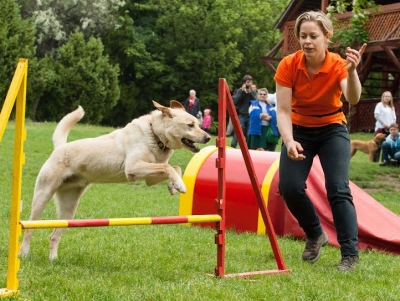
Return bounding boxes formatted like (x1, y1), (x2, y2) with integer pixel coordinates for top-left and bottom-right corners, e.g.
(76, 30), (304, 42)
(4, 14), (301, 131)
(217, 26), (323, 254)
(207, 269), (291, 278)
(0, 288), (19, 298)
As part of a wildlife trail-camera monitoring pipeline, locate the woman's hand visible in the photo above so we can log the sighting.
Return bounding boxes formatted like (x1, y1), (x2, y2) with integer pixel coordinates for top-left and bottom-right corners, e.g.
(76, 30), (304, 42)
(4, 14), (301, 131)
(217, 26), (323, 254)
(260, 113), (271, 121)
(346, 43), (367, 72)
(286, 140), (306, 161)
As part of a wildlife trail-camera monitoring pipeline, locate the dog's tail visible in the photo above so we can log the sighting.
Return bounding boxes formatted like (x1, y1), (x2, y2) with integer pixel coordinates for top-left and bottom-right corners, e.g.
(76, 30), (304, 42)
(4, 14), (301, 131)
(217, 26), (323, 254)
(52, 106), (85, 149)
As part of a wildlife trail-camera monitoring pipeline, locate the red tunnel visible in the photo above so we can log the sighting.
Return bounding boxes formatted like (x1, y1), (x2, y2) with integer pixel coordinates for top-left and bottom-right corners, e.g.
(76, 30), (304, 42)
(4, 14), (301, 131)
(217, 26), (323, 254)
(179, 146), (400, 255)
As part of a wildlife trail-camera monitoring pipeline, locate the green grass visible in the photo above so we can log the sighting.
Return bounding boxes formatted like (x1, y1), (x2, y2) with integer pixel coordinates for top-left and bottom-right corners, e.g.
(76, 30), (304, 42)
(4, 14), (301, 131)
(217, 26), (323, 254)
(1, 123), (400, 300)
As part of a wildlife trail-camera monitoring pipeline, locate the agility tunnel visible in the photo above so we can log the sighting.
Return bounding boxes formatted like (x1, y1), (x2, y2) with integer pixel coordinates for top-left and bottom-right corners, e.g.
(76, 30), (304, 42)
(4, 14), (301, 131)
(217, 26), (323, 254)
(179, 146), (400, 255)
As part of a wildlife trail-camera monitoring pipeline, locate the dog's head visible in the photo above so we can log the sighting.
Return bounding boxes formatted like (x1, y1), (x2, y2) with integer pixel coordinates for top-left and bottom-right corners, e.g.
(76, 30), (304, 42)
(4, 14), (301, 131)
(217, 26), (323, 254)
(374, 133), (386, 144)
(152, 100), (211, 153)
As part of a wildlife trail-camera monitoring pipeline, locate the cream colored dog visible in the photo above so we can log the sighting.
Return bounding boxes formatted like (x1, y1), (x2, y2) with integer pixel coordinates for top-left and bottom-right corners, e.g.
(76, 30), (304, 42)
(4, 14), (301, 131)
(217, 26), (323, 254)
(19, 100), (210, 260)
(350, 133), (386, 162)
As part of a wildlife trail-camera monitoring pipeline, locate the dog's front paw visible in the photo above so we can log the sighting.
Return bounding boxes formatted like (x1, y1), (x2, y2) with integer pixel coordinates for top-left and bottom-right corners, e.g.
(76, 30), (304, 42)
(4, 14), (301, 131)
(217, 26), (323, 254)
(18, 246), (29, 258)
(168, 178), (186, 195)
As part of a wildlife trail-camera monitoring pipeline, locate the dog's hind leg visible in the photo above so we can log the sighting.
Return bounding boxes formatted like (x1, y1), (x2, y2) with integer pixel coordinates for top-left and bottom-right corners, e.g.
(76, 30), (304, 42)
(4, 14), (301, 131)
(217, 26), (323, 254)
(49, 186), (88, 260)
(19, 185), (57, 258)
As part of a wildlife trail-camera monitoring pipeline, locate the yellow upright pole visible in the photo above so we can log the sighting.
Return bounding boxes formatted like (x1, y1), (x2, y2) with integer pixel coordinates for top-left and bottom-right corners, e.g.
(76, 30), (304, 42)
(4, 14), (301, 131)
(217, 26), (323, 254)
(0, 58), (28, 298)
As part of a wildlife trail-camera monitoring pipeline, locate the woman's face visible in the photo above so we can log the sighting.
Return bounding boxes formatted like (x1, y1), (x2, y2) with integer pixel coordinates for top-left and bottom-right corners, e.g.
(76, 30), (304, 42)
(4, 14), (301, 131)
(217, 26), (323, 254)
(258, 91), (267, 102)
(299, 21), (328, 59)
(382, 92), (392, 104)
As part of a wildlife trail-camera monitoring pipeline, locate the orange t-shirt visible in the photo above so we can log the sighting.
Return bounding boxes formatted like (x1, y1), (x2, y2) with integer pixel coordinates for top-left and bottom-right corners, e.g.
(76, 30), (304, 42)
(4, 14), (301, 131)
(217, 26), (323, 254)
(274, 50), (348, 127)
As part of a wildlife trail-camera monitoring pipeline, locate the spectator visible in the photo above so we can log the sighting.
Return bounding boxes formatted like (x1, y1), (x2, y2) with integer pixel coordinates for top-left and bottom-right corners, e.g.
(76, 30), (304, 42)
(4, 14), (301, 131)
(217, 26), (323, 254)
(379, 123), (400, 166)
(202, 108), (212, 133)
(275, 10), (366, 271)
(226, 89), (239, 137)
(373, 91), (396, 162)
(374, 91), (396, 135)
(268, 92), (277, 105)
(247, 88), (280, 151)
(184, 89), (201, 117)
(230, 75), (257, 148)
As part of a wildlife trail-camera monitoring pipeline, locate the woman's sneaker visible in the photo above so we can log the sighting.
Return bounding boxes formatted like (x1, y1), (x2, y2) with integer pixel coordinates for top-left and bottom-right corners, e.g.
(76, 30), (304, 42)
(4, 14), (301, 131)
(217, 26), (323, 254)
(337, 255), (359, 271)
(302, 231), (329, 263)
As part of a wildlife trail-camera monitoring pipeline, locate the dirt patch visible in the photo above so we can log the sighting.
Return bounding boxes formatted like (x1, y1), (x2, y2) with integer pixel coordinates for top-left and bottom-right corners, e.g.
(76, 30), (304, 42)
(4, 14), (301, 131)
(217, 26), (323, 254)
(361, 173), (400, 194)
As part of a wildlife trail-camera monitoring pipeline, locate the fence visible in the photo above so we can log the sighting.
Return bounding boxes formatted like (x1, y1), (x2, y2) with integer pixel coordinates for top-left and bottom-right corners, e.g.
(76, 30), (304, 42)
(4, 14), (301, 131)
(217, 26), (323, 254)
(343, 98), (400, 132)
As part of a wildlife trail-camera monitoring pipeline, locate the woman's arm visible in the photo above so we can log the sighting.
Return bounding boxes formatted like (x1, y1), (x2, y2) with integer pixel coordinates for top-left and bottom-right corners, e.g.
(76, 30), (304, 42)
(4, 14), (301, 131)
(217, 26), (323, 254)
(276, 83), (305, 160)
(276, 84), (293, 145)
(340, 44), (367, 105)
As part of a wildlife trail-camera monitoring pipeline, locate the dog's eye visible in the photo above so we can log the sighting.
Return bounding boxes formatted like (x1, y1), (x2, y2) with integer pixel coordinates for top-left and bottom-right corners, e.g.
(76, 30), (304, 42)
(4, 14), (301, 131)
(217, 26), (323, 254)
(188, 123), (195, 128)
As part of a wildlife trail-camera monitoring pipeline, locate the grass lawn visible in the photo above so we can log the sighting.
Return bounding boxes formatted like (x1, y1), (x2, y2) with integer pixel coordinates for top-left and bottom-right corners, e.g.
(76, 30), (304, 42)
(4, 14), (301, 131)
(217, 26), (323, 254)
(1, 122), (399, 301)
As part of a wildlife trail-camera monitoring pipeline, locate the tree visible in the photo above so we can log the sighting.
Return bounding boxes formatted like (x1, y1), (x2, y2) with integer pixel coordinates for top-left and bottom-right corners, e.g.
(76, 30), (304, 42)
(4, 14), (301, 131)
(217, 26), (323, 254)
(15, 0), (125, 121)
(102, 0), (287, 126)
(327, 0), (378, 49)
(0, 0), (36, 103)
(229, 0), (287, 90)
(16, 0), (126, 58)
(35, 31), (120, 123)
(14, 0), (288, 126)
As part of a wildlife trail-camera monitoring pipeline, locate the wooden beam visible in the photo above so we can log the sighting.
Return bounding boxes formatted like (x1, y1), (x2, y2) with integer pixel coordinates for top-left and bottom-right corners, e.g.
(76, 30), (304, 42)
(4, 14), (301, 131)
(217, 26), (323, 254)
(359, 53), (373, 84)
(321, 0), (328, 12)
(382, 46), (400, 69)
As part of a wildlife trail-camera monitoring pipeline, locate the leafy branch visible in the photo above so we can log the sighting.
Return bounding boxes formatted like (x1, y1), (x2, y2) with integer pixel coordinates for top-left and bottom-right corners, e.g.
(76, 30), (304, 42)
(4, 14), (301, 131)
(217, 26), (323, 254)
(327, 0), (379, 48)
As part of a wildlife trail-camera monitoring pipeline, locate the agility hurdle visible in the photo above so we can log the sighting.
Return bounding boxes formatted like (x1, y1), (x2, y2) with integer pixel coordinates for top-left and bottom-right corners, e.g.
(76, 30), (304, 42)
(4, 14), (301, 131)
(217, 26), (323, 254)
(0, 58), (228, 298)
(20, 215), (221, 229)
(1, 62), (289, 298)
(0, 59), (27, 298)
(207, 78), (289, 277)
(180, 78), (289, 278)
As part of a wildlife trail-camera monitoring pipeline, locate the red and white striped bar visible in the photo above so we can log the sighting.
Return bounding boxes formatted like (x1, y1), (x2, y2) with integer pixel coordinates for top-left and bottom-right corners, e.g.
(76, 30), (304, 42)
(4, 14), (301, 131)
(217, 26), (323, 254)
(20, 214), (222, 229)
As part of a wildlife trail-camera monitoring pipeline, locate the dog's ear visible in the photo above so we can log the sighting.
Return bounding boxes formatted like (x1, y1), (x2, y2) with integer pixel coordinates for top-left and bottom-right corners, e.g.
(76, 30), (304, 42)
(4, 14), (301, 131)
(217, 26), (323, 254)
(153, 100), (173, 118)
(152, 100), (163, 109)
(170, 100), (186, 111)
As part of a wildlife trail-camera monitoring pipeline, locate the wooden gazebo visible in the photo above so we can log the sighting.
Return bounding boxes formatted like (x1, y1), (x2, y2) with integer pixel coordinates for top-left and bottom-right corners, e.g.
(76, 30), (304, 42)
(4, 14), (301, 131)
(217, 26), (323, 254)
(263, 0), (400, 132)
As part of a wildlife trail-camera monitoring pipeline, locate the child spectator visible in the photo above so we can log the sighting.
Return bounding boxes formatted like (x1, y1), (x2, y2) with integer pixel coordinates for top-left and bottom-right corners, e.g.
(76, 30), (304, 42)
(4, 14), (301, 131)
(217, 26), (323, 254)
(202, 109), (212, 133)
(380, 123), (400, 166)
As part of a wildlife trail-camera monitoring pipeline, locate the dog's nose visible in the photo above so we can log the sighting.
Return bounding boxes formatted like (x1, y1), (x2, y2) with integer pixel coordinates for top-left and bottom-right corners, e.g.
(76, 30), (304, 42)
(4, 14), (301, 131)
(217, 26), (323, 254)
(204, 134), (211, 143)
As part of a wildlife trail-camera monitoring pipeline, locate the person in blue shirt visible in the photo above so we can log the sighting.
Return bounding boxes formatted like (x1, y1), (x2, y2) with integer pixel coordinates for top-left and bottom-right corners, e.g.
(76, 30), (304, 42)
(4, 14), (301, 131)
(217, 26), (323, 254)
(247, 88), (280, 151)
(380, 123), (400, 166)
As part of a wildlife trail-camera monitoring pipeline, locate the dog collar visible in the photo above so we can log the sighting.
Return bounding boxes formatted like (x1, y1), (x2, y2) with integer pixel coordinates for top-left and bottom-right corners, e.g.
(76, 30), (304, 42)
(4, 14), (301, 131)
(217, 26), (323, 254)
(157, 140), (169, 151)
(150, 123), (169, 151)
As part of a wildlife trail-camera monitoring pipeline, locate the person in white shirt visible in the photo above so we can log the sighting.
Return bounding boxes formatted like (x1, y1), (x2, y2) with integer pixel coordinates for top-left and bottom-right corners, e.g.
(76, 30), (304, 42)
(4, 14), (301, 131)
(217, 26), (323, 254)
(268, 92), (276, 105)
(374, 91), (396, 135)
